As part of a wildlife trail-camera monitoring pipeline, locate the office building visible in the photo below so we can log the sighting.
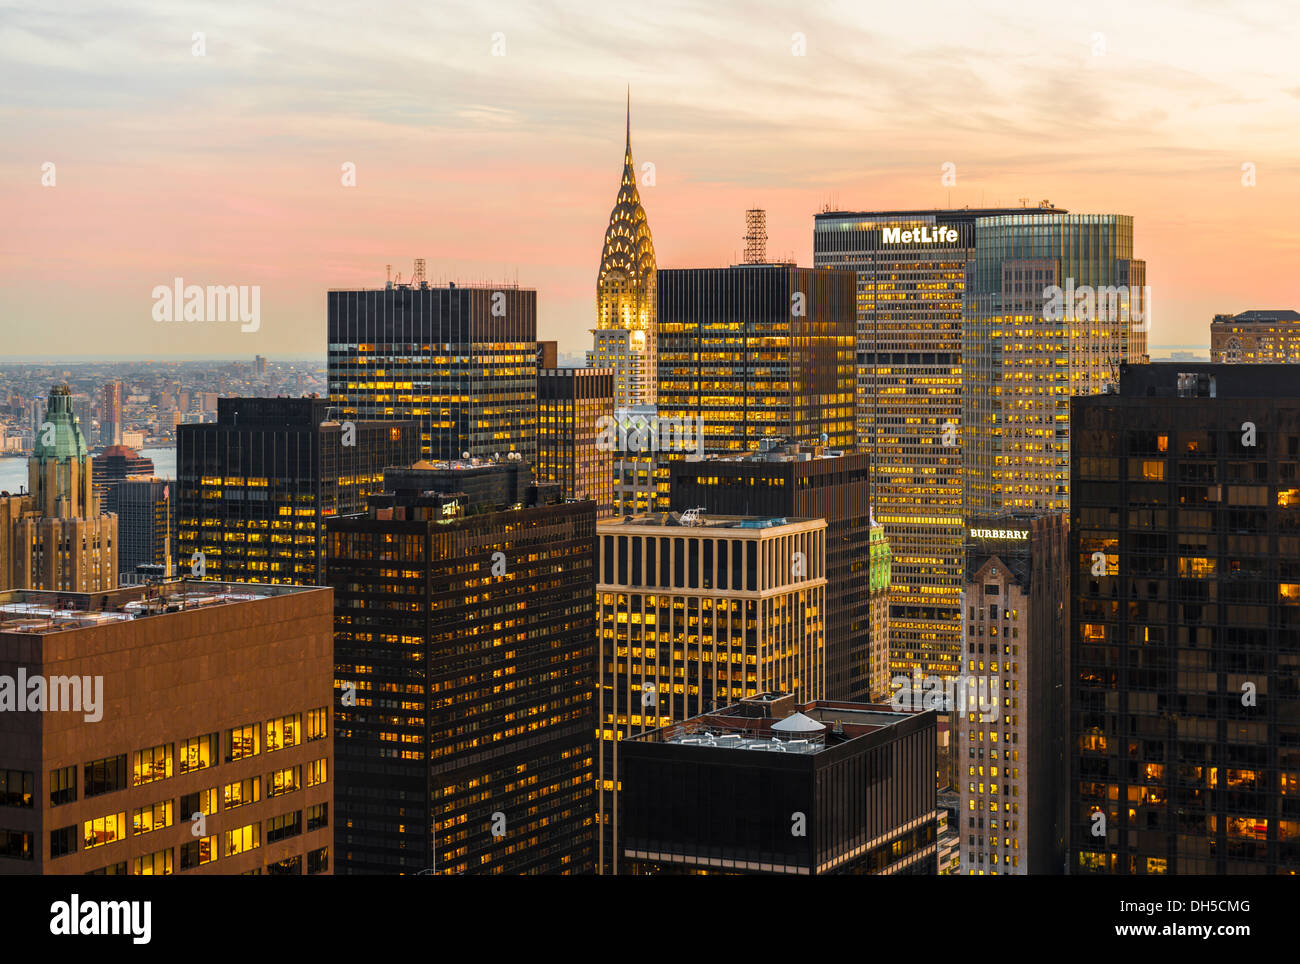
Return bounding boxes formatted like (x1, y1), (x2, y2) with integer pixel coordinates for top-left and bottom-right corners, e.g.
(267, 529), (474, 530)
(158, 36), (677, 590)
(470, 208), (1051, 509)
(536, 340), (558, 370)
(0, 580), (334, 875)
(656, 264), (855, 510)
(538, 368), (615, 518)
(813, 205), (1066, 683)
(1070, 363), (1300, 874)
(103, 478), (173, 582)
(965, 212), (1148, 517)
(596, 510), (827, 873)
(620, 692), (938, 874)
(4, 385), (117, 593)
(669, 442), (874, 701)
(1210, 309), (1300, 364)
(328, 280), (538, 462)
(959, 514), (1068, 875)
(327, 463), (596, 874)
(177, 397), (418, 586)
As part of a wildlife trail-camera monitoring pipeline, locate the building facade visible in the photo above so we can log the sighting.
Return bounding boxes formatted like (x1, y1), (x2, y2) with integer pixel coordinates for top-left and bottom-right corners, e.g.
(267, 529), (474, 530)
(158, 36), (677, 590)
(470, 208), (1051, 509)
(656, 264), (855, 510)
(813, 208), (1058, 682)
(668, 443), (873, 702)
(958, 513), (1068, 874)
(596, 511), (827, 873)
(620, 693), (938, 874)
(965, 213), (1148, 518)
(0, 580), (334, 875)
(327, 464), (597, 874)
(538, 367), (616, 518)
(1210, 309), (1300, 364)
(327, 282), (538, 462)
(103, 478), (173, 582)
(1070, 363), (1300, 874)
(177, 397), (418, 586)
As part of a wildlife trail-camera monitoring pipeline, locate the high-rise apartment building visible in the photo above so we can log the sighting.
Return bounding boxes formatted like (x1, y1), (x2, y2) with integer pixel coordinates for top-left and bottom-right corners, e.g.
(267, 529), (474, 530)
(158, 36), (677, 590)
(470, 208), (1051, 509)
(0, 580), (334, 875)
(668, 442), (872, 701)
(103, 478), (173, 582)
(656, 264), (855, 509)
(327, 463), (596, 874)
(328, 281), (538, 462)
(813, 208), (1057, 680)
(538, 368), (615, 518)
(1210, 309), (1300, 363)
(965, 213), (1148, 517)
(1070, 363), (1300, 874)
(596, 511), (827, 873)
(958, 514), (1068, 875)
(620, 693), (938, 874)
(177, 397), (418, 585)
(3, 386), (117, 593)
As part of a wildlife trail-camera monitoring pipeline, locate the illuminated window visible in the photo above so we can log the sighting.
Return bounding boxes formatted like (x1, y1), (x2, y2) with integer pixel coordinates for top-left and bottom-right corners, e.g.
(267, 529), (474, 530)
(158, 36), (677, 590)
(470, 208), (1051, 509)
(226, 724), (260, 762)
(180, 836), (217, 869)
(132, 744), (173, 787)
(306, 759), (328, 788)
(224, 822), (261, 857)
(132, 799), (174, 835)
(267, 766), (301, 798)
(265, 714), (301, 753)
(179, 734), (217, 774)
(223, 777), (260, 810)
(83, 812), (127, 849)
(133, 848), (173, 875)
(306, 707), (328, 742)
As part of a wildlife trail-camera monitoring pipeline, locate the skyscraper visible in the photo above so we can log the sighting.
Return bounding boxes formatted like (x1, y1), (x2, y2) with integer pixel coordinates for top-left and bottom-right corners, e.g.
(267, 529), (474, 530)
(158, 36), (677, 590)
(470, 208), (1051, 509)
(537, 367), (616, 518)
(103, 478), (173, 581)
(814, 208), (1052, 680)
(177, 397), (418, 586)
(100, 381), (123, 447)
(596, 511), (827, 873)
(589, 93), (657, 409)
(92, 445), (154, 501)
(958, 514), (1068, 875)
(668, 442), (873, 701)
(4, 385), (118, 593)
(327, 463), (597, 874)
(0, 579), (334, 875)
(655, 264), (856, 506)
(965, 212), (1148, 517)
(1070, 363), (1300, 874)
(328, 280), (538, 462)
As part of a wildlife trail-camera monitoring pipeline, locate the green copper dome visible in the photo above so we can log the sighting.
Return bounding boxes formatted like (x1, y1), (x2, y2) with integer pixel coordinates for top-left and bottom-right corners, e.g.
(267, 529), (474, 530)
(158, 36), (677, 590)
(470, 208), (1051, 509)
(32, 384), (89, 462)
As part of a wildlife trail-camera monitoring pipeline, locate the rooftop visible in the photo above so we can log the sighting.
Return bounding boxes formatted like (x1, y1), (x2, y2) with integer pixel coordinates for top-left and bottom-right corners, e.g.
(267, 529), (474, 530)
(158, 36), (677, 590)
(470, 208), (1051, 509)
(1213, 309), (1300, 324)
(633, 695), (927, 755)
(608, 511), (813, 530)
(0, 580), (320, 636)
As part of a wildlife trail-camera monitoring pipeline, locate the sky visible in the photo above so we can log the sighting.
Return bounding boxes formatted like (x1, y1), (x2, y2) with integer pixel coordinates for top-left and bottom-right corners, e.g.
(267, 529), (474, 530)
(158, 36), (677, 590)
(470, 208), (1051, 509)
(3, 0), (1299, 359)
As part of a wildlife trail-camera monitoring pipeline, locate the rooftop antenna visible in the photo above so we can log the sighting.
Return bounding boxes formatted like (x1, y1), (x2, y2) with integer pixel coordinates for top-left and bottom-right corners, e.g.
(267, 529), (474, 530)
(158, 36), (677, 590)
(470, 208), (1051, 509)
(413, 258), (427, 287)
(1018, 197), (1029, 208)
(386, 264), (392, 286)
(744, 209), (768, 264)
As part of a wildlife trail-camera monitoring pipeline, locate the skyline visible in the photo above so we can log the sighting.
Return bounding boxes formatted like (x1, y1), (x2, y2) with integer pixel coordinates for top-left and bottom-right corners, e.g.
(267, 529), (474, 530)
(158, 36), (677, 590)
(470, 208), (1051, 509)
(5, 0), (1300, 358)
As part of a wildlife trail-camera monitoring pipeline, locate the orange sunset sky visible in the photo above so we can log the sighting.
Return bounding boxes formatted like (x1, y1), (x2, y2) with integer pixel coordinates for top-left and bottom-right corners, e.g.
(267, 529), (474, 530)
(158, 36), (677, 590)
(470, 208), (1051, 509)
(4, 0), (1299, 359)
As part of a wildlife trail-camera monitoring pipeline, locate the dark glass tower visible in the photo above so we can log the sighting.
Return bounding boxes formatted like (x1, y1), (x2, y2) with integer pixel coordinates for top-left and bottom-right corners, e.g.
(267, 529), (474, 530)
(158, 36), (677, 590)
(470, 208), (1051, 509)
(669, 443), (873, 701)
(327, 464), (597, 874)
(177, 397), (418, 586)
(327, 282), (538, 462)
(654, 264), (856, 506)
(620, 693), (938, 874)
(1070, 363), (1300, 874)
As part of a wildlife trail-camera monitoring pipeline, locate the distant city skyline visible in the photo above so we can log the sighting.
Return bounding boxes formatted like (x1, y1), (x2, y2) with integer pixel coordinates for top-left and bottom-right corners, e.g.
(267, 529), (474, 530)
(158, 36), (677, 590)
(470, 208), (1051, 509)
(5, 0), (1299, 358)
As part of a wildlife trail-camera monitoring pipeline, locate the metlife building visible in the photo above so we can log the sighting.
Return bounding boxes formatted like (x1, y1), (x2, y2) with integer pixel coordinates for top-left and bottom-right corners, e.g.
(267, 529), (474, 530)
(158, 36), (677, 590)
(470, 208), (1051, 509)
(813, 205), (1066, 681)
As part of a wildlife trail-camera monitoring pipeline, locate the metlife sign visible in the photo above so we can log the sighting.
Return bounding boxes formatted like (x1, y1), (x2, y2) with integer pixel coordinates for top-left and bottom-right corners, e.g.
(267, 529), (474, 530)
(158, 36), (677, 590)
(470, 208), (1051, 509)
(881, 225), (958, 244)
